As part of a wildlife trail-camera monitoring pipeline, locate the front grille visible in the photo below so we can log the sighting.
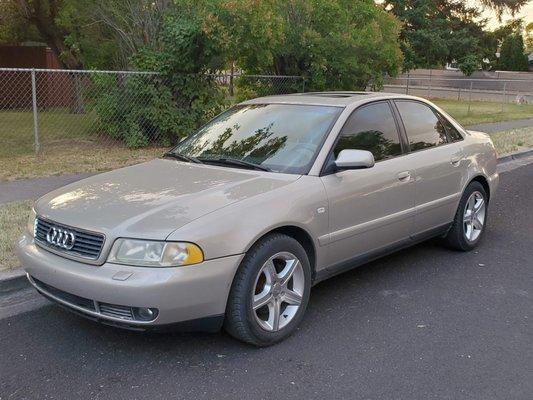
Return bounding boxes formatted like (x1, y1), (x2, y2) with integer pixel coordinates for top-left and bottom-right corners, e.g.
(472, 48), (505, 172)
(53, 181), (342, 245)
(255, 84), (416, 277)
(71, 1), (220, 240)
(34, 217), (105, 260)
(99, 303), (134, 320)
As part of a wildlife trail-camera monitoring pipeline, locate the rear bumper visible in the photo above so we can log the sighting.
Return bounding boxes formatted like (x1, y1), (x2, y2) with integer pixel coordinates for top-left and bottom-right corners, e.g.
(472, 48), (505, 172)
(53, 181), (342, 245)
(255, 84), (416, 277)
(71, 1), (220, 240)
(17, 234), (243, 328)
(488, 171), (499, 196)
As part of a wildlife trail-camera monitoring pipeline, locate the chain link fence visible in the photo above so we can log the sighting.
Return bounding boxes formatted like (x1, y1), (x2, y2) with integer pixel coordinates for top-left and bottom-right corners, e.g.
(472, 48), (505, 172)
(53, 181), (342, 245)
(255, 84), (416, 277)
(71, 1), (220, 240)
(1, 68), (532, 180)
(382, 75), (533, 105)
(0, 68), (303, 180)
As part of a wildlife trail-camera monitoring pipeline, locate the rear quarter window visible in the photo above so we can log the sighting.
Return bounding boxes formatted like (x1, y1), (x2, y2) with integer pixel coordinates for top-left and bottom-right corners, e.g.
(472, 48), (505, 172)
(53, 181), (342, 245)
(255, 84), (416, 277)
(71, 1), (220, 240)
(395, 100), (448, 151)
(438, 113), (464, 142)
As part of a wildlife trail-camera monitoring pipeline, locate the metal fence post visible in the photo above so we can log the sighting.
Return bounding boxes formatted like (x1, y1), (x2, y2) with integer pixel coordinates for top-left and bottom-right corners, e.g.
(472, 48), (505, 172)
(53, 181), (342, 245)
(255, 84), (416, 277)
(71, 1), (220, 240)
(228, 63), (235, 97)
(467, 81), (473, 114)
(501, 82), (507, 113)
(31, 68), (40, 154)
(406, 73), (410, 95)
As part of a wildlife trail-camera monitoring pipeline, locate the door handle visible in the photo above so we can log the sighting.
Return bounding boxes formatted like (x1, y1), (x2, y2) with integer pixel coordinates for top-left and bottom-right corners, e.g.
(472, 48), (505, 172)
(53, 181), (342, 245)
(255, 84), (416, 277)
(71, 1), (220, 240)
(397, 171), (411, 181)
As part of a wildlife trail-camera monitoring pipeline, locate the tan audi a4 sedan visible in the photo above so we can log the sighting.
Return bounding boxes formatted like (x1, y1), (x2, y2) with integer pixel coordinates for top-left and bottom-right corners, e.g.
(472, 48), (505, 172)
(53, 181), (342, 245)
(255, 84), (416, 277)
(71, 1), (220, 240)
(17, 92), (499, 346)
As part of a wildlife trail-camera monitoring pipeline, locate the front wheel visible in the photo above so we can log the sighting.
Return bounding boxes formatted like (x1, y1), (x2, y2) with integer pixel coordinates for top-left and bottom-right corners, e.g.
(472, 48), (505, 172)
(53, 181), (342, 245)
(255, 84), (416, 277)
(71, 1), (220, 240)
(224, 233), (311, 346)
(443, 181), (488, 251)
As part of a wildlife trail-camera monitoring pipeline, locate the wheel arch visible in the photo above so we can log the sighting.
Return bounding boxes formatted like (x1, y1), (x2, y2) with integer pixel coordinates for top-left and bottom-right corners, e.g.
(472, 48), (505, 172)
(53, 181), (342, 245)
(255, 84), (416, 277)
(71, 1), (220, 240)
(246, 225), (317, 281)
(468, 174), (491, 200)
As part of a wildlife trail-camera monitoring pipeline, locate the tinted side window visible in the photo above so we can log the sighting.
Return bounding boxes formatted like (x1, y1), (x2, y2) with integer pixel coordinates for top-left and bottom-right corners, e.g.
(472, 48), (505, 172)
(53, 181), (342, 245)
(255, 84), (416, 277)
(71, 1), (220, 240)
(334, 102), (402, 161)
(395, 101), (448, 151)
(438, 114), (464, 142)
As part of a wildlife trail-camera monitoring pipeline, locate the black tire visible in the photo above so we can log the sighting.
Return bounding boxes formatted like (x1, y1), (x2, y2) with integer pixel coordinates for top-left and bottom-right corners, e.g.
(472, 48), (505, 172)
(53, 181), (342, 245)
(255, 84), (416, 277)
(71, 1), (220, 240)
(443, 181), (488, 251)
(224, 233), (312, 346)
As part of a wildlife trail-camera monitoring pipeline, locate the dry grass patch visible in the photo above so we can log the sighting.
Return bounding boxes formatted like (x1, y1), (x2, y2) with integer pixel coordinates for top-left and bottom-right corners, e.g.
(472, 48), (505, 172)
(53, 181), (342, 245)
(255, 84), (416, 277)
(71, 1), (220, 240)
(0, 142), (165, 181)
(0, 200), (33, 271)
(490, 126), (533, 157)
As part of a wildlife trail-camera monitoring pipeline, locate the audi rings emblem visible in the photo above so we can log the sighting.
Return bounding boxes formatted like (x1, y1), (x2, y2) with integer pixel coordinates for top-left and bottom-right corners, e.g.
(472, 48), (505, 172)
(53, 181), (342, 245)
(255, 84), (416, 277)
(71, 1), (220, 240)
(46, 227), (76, 250)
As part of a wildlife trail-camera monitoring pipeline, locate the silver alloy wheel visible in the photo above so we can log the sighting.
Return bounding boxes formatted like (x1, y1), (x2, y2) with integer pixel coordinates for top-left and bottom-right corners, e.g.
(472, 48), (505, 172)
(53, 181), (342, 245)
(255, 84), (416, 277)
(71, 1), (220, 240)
(252, 251), (305, 332)
(463, 191), (486, 242)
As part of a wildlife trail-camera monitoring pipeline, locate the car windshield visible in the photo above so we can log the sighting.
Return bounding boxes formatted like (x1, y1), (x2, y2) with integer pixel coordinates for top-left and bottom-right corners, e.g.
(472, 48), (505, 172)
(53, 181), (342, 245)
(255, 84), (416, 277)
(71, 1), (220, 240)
(168, 104), (342, 174)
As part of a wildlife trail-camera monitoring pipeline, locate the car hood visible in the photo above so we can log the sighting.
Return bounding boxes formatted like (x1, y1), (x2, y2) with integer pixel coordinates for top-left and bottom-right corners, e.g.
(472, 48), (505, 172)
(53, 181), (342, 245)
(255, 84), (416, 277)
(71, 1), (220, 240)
(35, 159), (300, 240)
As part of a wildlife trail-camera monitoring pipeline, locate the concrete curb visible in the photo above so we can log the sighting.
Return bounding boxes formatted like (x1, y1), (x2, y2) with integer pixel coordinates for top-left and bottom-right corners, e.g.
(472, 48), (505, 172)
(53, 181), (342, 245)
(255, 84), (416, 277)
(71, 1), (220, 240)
(497, 149), (533, 164)
(0, 269), (28, 295)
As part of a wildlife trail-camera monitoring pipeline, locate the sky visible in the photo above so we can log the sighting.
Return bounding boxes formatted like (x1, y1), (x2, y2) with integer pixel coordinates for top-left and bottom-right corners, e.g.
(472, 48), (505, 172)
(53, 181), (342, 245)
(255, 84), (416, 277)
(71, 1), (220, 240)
(473, 0), (533, 29)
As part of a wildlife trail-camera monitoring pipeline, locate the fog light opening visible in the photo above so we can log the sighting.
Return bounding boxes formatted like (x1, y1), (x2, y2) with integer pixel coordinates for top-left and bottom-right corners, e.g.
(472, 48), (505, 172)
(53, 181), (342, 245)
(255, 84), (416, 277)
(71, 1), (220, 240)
(134, 307), (159, 321)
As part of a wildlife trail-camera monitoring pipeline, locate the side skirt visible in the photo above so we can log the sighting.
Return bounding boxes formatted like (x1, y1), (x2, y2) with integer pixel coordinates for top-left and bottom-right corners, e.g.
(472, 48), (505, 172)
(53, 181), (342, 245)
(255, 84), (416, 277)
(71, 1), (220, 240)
(313, 223), (452, 285)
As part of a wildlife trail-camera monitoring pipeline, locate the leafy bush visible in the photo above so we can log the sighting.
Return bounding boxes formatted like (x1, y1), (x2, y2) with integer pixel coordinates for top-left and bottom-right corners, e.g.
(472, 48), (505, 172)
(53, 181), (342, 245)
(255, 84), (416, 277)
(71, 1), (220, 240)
(89, 8), (226, 148)
(458, 54), (480, 76)
(233, 76), (304, 103)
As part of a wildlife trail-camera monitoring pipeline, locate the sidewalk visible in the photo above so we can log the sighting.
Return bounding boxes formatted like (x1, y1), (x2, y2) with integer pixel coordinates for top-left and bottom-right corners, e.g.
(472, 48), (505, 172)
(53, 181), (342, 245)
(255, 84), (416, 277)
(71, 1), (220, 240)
(0, 173), (94, 204)
(465, 118), (533, 134)
(1, 117), (533, 204)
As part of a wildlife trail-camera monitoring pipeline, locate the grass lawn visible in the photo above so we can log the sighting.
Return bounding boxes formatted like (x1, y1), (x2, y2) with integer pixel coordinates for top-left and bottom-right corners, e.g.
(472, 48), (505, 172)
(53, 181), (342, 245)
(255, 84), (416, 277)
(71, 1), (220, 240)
(0, 200), (32, 271)
(0, 109), (95, 158)
(433, 99), (533, 126)
(0, 110), (166, 181)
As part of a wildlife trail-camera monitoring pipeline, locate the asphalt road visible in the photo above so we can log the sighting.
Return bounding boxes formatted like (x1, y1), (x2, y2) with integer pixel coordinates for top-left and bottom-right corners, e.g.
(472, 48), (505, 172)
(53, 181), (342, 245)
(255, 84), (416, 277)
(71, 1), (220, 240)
(1, 163), (532, 400)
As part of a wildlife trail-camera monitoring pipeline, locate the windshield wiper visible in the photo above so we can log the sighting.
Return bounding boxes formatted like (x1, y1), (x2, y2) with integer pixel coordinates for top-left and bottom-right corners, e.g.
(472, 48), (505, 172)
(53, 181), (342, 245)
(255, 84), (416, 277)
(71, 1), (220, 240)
(199, 157), (271, 172)
(163, 152), (202, 164)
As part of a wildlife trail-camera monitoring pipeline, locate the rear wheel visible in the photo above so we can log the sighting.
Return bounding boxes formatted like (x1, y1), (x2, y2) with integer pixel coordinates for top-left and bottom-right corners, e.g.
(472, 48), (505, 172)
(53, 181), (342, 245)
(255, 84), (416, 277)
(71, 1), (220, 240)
(224, 233), (311, 346)
(443, 181), (488, 251)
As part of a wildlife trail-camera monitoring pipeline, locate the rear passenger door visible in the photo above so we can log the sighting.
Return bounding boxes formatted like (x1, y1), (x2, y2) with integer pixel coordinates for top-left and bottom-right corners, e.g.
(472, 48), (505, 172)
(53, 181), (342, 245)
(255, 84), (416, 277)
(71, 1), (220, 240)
(393, 100), (466, 236)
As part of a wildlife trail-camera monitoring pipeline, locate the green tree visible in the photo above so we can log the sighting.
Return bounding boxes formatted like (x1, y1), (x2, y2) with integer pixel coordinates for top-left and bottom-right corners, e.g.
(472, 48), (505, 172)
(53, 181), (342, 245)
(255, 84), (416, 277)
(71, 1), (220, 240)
(1, 0), (529, 73)
(88, 0), (172, 68)
(525, 22), (533, 53)
(478, 0), (529, 17)
(0, 0), (119, 69)
(385, 0), (491, 71)
(498, 32), (529, 71)
(1, 0), (84, 68)
(56, 0), (119, 69)
(220, 0), (403, 91)
(0, 1), (42, 44)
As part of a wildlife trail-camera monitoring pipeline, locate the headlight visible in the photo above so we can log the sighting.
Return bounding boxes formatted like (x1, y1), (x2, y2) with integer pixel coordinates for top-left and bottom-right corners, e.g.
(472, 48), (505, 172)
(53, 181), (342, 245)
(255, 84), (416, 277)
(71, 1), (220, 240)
(27, 208), (37, 237)
(107, 239), (204, 267)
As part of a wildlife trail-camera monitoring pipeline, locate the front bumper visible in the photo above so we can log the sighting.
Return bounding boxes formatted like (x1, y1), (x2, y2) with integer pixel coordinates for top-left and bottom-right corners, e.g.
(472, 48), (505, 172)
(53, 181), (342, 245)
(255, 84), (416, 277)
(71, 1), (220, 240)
(17, 234), (244, 329)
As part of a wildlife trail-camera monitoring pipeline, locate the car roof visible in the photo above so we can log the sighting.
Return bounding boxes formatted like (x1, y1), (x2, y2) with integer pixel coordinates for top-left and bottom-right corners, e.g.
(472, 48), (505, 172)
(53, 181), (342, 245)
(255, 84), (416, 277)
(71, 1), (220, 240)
(241, 91), (419, 107)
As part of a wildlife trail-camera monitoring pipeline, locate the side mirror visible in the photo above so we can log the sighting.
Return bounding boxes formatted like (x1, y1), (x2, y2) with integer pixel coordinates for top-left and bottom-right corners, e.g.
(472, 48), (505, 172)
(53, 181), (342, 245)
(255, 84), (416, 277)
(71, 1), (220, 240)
(335, 149), (375, 170)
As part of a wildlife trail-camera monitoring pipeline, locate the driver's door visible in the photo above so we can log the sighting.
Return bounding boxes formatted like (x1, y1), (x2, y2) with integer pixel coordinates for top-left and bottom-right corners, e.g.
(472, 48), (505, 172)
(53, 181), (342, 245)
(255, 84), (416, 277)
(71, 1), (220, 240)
(320, 101), (416, 267)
